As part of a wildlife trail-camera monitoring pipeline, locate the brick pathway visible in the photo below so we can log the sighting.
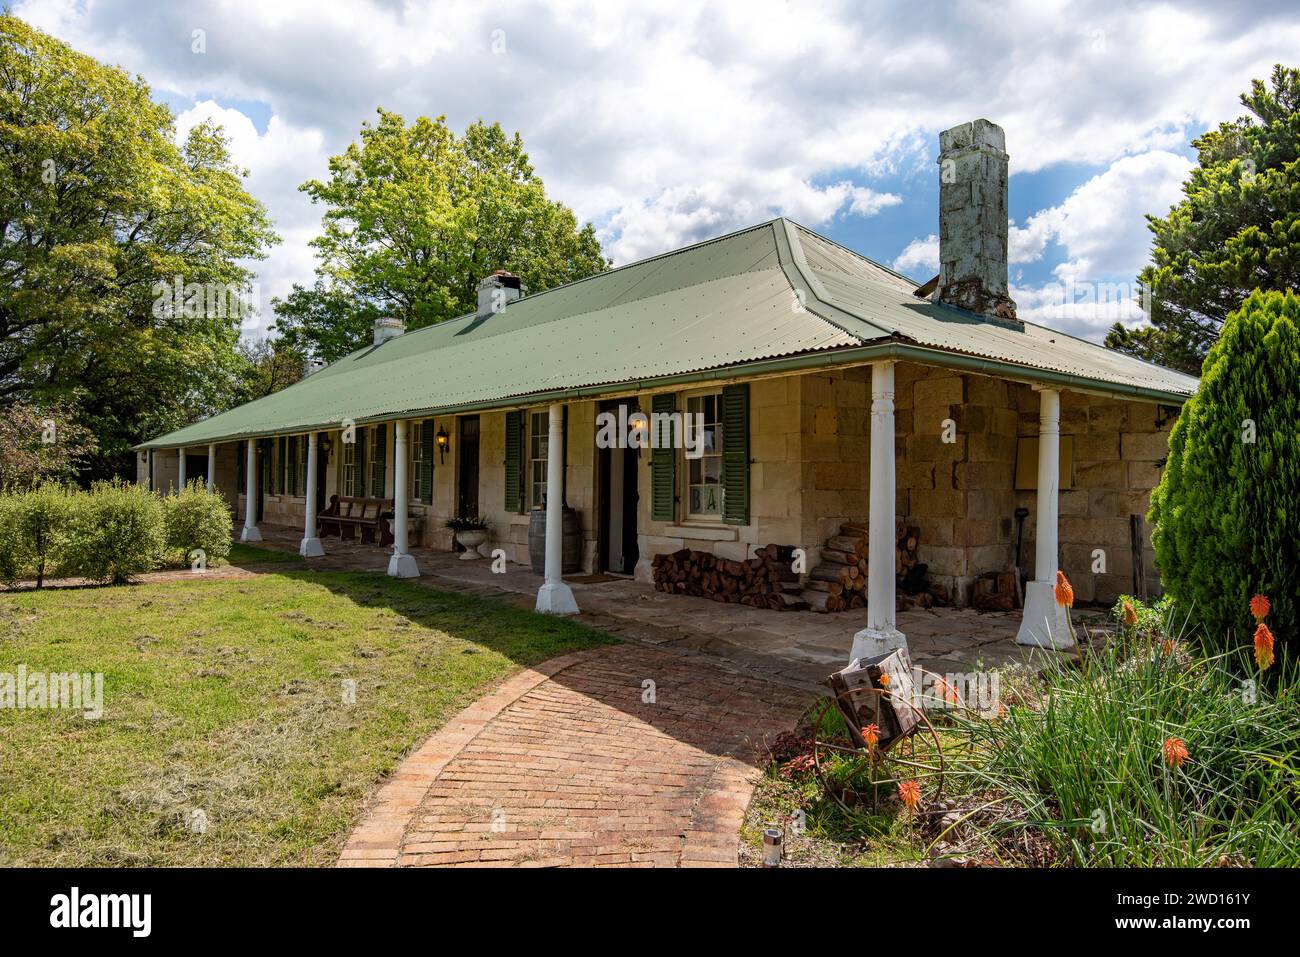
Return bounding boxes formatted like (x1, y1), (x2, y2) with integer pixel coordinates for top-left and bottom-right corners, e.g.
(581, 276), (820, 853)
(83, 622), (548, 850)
(338, 644), (810, 868)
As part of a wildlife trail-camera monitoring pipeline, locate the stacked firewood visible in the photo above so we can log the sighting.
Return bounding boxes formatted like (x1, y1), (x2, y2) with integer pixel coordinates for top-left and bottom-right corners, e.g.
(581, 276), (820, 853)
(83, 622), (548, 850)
(803, 521), (922, 613)
(651, 544), (806, 610)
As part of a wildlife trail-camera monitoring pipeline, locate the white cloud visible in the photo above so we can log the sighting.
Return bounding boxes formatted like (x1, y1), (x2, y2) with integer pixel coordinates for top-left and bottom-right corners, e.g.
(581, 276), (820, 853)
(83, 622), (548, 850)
(893, 234), (939, 275)
(1010, 150), (1194, 281)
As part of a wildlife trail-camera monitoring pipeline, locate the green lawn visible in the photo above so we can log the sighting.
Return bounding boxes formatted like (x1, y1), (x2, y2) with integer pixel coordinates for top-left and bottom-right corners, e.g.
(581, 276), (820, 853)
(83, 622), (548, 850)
(0, 570), (615, 866)
(225, 541), (305, 565)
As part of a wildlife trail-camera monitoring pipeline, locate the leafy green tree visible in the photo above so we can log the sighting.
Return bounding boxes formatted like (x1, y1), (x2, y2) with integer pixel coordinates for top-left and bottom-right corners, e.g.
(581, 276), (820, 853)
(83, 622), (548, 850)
(0, 15), (278, 479)
(1107, 65), (1300, 375)
(275, 110), (607, 358)
(1149, 289), (1299, 660)
(0, 400), (96, 490)
(234, 336), (305, 403)
(272, 280), (380, 364)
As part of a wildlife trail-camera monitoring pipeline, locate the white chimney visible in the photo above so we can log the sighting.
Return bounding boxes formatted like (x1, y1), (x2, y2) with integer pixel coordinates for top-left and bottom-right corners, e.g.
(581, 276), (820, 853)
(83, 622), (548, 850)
(936, 119), (1018, 323)
(372, 316), (404, 346)
(476, 270), (525, 319)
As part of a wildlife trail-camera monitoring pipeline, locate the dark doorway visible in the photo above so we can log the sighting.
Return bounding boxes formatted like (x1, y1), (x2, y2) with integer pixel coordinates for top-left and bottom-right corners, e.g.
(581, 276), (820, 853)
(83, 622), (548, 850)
(184, 453), (208, 489)
(598, 400), (640, 574)
(315, 433), (328, 514)
(457, 416), (480, 518)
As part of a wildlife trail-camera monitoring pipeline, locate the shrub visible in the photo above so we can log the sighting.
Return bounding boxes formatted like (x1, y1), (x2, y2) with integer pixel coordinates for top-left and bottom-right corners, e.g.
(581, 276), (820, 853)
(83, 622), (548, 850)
(0, 484), (75, 587)
(1150, 289), (1300, 659)
(61, 479), (165, 584)
(163, 481), (232, 568)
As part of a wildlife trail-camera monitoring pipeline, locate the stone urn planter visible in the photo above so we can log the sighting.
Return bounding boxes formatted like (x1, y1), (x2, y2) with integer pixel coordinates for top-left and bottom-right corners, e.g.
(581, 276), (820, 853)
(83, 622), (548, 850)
(445, 518), (490, 560)
(455, 528), (488, 559)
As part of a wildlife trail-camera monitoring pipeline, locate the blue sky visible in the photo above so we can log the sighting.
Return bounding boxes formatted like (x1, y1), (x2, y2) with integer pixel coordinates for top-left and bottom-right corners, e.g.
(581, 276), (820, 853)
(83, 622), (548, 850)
(18, 0), (1298, 341)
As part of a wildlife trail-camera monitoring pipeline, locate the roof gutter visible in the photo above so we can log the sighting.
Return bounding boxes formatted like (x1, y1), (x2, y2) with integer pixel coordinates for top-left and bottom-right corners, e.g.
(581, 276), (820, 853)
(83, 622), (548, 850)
(136, 338), (1193, 450)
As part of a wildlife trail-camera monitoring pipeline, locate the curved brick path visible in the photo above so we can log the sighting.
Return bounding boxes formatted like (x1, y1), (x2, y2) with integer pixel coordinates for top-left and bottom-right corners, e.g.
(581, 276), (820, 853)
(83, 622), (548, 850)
(338, 644), (810, 868)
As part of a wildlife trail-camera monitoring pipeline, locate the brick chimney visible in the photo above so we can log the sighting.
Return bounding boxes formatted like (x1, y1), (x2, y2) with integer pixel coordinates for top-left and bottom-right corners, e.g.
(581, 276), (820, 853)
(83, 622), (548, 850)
(936, 119), (1018, 323)
(372, 316), (404, 346)
(476, 269), (525, 318)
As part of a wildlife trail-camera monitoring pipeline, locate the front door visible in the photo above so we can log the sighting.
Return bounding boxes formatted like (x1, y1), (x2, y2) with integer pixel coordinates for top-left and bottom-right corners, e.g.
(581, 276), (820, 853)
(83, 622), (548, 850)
(457, 416), (480, 518)
(598, 400), (640, 574)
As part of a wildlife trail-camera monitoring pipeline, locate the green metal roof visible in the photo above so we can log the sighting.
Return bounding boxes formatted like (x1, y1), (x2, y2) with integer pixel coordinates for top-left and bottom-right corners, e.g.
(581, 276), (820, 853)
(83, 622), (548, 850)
(141, 218), (1198, 449)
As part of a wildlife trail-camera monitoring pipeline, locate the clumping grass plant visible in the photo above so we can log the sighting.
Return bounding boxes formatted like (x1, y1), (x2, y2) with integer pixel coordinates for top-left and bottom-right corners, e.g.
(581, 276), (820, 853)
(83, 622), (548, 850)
(945, 591), (1300, 866)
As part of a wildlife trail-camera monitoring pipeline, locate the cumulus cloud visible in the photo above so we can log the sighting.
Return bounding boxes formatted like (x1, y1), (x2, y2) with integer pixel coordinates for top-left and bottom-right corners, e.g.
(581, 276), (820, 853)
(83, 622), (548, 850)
(1010, 150), (1194, 281)
(893, 234), (939, 276)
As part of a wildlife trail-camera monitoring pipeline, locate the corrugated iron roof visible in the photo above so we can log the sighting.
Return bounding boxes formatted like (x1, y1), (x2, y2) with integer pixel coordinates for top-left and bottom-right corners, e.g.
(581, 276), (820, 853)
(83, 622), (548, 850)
(141, 218), (1198, 449)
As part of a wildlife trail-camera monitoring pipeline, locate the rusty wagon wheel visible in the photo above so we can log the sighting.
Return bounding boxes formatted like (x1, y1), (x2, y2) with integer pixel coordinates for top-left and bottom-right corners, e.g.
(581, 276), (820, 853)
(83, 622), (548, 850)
(811, 685), (946, 816)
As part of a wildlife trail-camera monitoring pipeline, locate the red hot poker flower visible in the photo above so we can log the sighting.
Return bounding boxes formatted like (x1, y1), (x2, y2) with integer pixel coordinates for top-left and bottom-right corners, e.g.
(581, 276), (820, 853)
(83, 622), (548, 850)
(1163, 737), (1189, 769)
(1054, 570), (1074, 608)
(1254, 622), (1275, 671)
(1250, 594), (1271, 622)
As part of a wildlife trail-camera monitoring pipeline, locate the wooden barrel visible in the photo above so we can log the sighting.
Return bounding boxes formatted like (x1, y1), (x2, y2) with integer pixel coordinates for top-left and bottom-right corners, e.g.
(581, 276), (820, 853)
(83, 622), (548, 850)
(528, 507), (582, 574)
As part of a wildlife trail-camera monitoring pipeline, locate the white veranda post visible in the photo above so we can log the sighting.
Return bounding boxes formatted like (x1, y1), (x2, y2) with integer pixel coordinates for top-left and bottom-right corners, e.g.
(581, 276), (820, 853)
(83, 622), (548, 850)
(300, 433), (325, 558)
(177, 447), (186, 492)
(241, 441), (262, 542)
(851, 360), (906, 661)
(207, 444), (216, 492)
(387, 421), (420, 578)
(1016, 387), (1072, 648)
(535, 403), (579, 615)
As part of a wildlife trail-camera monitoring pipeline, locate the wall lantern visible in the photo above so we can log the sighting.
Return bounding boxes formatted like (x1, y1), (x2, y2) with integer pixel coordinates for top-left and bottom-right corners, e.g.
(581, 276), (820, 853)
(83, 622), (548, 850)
(319, 434), (334, 457)
(436, 425), (449, 463)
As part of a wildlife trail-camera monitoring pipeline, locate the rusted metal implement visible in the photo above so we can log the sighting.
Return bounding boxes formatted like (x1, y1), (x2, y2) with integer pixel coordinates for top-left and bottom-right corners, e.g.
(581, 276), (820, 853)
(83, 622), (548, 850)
(813, 647), (946, 813)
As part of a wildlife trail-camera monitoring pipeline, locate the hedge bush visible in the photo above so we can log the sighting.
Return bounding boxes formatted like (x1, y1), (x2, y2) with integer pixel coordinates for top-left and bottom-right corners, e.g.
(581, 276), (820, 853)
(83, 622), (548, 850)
(61, 480), (166, 585)
(1150, 289), (1300, 660)
(0, 484), (76, 587)
(163, 480), (232, 568)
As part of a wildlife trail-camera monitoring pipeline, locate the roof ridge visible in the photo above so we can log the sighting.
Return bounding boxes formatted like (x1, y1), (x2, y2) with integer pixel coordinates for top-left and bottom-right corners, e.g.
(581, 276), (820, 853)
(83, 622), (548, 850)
(782, 217), (923, 289)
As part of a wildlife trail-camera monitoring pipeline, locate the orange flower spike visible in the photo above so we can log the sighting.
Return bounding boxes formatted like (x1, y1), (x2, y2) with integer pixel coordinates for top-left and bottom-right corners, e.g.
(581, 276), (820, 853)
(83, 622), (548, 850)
(1254, 622), (1275, 671)
(1163, 737), (1189, 769)
(1122, 601), (1138, 629)
(1054, 570), (1074, 608)
(862, 723), (880, 750)
(898, 780), (922, 810)
(877, 672), (891, 687)
(1250, 594), (1271, 622)
(1161, 638), (1177, 657)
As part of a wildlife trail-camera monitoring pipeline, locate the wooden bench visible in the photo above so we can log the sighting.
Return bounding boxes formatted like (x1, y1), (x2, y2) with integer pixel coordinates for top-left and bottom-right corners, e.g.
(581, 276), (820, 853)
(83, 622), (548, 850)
(318, 495), (393, 545)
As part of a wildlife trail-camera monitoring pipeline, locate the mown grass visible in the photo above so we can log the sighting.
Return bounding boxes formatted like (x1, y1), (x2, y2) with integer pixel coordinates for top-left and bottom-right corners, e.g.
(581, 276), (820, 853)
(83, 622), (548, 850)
(224, 541), (305, 565)
(0, 570), (615, 866)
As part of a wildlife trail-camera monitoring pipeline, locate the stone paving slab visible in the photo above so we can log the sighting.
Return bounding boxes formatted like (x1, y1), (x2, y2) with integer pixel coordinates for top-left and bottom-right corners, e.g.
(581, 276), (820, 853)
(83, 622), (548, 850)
(338, 643), (810, 868)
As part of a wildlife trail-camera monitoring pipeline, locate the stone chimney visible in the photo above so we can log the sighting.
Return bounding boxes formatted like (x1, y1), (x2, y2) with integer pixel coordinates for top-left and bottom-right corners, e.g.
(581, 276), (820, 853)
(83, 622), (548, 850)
(372, 316), (404, 346)
(936, 119), (1018, 323)
(476, 269), (525, 318)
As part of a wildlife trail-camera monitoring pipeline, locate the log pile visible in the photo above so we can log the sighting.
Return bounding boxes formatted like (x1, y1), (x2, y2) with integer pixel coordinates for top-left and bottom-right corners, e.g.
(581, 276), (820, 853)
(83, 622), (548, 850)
(801, 521), (921, 612)
(651, 544), (807, 610)
(651, 520), (946, 614)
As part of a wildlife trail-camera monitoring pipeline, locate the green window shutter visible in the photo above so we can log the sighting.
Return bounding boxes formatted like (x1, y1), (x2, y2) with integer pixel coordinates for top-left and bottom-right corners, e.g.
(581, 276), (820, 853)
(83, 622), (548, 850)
(421, 420), (435, 503)
(504, 410), (523, 513)
(721, 383), (750, 525)
(651, 393), (677, 522)
(372, 423), (387, 497)
(287, 437), (298, 496)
